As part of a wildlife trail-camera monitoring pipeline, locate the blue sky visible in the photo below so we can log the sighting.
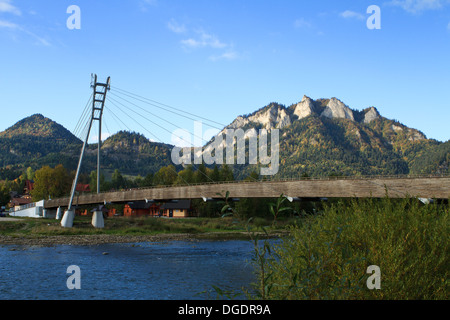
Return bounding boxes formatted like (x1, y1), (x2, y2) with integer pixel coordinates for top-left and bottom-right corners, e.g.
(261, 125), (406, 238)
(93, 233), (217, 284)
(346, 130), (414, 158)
(0, 0), (449, 145)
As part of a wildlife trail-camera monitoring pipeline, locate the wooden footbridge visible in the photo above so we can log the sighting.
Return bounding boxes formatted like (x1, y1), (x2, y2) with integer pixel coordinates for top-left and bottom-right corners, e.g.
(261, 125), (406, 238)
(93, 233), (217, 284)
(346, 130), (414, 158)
(44, 175), (450, 210)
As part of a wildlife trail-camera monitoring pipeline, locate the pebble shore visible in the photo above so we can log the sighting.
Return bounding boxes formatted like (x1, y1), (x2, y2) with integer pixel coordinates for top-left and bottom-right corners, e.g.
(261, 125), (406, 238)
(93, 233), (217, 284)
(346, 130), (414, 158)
(0, 232), (270, 247)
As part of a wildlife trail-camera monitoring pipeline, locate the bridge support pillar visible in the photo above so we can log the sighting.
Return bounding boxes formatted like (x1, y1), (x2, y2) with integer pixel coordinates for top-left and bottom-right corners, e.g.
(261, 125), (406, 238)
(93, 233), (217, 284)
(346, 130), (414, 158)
(56, 207), (63, 220)
(61, 210), (75, 228)
(92, 211), (104, 228)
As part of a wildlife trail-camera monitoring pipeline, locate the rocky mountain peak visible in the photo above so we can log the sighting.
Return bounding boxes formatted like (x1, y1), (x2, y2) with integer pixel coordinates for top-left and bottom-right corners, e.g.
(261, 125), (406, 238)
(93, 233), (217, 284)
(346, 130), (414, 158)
(226, 103), (291, 130)
(293, 95), (315, 120)
(364, 107), (380, 124)
(320, 97), (355, 121)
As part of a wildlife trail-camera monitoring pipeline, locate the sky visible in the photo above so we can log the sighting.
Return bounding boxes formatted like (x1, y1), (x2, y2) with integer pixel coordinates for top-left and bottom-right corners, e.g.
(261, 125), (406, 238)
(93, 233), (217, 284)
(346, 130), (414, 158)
(0, 0), (449, 146)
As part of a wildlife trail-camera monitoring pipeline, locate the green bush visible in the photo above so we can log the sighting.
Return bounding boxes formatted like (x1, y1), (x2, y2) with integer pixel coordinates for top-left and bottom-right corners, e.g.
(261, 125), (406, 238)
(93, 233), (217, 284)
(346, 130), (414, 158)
(256, 197), (449, 300)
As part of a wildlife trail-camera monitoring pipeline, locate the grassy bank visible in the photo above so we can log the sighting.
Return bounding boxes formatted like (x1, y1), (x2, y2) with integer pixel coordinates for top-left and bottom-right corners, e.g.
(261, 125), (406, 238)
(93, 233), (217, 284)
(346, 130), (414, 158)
(0, 215), (292, 239)
(249, 197), (448, 300)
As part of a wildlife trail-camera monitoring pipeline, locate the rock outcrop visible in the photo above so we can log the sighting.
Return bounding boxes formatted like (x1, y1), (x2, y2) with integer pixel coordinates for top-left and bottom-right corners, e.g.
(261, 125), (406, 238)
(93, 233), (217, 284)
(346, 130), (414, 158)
(321, 98), (355, 120)
(364, 107), (380, 124)
(293, 95), (315, 120)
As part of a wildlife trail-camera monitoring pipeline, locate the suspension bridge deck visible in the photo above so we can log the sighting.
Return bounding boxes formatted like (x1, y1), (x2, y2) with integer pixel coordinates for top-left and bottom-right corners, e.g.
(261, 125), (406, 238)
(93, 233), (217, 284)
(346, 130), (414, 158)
(44, 176), (450, 209)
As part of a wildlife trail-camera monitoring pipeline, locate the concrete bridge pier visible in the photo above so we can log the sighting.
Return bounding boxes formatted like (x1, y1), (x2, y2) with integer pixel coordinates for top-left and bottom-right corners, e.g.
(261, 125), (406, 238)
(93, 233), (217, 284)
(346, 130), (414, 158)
(92, 211), (104, 228)
(56, 207), (63, 220)
(61, 210), (75, 228)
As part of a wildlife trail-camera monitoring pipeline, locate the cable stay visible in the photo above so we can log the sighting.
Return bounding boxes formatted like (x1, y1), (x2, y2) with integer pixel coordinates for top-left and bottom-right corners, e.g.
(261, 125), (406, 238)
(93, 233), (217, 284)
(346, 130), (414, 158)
(104, 99), (216, 184)
(110, 85), (227, 130)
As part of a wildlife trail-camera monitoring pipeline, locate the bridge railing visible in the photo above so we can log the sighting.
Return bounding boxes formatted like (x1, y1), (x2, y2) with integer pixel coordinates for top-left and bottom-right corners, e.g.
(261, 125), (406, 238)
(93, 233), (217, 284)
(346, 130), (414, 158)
(10, 202), (36, 213)
(90, 173), (449, 195)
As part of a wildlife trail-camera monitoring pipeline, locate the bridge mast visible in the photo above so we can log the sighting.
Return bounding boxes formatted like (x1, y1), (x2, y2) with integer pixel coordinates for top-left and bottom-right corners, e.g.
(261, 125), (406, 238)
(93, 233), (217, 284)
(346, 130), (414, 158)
(61, 74), (110, 228)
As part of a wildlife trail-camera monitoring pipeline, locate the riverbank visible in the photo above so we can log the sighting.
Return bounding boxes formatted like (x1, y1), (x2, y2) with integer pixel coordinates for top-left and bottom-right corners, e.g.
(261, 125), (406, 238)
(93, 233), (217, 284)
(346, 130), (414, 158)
(0, 231), (285, 246)
(0, 216), (290, 246)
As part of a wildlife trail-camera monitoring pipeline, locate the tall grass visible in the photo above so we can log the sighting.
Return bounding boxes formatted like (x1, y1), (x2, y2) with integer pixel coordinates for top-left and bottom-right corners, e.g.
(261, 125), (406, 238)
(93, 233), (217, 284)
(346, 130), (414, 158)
(254, 197), (448, 300)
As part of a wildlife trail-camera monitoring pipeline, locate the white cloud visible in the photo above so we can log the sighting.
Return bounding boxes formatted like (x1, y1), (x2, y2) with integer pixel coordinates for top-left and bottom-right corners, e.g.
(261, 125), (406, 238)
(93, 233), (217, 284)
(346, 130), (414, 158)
(181, 30), (227, 49)
(0, 19), (18, 29)
(340, 10), (365, 20)
(0, 0), (21, 16)
(173, 26), (240, 62)
(294, 18), (312, 28)
(386, 0), (448, 13)
(23, 29), (50, 46)
(209, 51), (239, 62)
(0, 19), (50, 46)
(167, 19), (186, 34)
(139, 0), (157, 12)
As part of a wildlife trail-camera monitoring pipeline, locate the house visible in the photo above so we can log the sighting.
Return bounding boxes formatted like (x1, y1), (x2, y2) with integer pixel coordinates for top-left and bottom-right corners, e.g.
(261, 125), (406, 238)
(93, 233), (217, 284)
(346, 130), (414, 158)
(24, 180), (35, 196)
(10, 196), (32, 209)
(160, 200), (192, 218)
(76, 184), (91, 193)
(77, 206), (116, 217)
(124, 201), (161, 217)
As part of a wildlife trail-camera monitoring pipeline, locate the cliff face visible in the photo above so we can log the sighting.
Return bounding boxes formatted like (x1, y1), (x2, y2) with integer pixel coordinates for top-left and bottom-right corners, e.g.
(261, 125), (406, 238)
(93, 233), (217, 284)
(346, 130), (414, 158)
(201, 94), (441, 178)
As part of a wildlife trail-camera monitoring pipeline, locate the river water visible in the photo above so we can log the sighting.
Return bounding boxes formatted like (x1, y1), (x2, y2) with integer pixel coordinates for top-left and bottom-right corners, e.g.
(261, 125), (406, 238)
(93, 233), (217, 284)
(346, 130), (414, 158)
(0, 240), (262, 300)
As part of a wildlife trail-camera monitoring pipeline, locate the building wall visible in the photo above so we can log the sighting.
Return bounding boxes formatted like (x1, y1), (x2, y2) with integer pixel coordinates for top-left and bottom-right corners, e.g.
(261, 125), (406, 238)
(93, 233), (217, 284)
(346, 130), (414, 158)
(9, 200), (44, 218)
(173, 209), (188, 218)
(124, 205), (160, 217)
(163, 208), (189, 218)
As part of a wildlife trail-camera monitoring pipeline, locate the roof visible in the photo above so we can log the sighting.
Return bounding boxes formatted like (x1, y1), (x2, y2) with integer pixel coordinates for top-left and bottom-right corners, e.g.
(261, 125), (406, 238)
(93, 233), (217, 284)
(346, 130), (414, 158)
(90, 205), (109, 213)
(10, 197), (33, 206)
(24, 180), (35, 191)
(76, 184), (91, 192)
(126, 201), (159, 210)
(160, 200), (191, 210)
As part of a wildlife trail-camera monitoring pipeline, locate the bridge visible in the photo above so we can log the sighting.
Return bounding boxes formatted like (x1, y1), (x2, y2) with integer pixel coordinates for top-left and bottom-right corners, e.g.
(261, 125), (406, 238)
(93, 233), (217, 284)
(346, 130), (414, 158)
(44, 175), (450, 209)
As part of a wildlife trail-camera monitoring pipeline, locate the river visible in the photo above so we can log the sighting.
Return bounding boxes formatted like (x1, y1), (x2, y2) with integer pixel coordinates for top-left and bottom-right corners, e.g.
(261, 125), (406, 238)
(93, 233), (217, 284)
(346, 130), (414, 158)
(0, 240), (262, 300)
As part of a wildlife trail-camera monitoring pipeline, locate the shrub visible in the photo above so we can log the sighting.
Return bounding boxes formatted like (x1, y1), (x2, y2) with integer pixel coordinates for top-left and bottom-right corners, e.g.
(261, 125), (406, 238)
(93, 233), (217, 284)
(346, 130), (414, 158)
(256, 197), (449, 300)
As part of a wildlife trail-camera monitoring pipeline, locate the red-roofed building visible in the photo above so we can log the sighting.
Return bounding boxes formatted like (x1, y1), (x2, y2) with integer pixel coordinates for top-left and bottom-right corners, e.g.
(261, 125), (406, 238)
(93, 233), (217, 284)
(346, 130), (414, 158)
(76, 184), (91, 193)
(24, 180), (35, 195)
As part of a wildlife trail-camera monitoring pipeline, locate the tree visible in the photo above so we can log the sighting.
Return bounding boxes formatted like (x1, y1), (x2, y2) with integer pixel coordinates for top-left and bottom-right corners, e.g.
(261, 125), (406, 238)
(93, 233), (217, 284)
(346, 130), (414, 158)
(141, 172), (154, 188)
(0, 184), (10, 207)
(175, 165), (195, 185)
(210, 165), (221, 182)
(194, 163), (209, 184)
(89, 170), (108, 193)
(220, 165), (234, 181)
(245, 171), (260, 182)
(111, 169), (126, 190)
(32, 165), (71, 201)
(26, 167), (35, 181)
(154, 165), (178, 186)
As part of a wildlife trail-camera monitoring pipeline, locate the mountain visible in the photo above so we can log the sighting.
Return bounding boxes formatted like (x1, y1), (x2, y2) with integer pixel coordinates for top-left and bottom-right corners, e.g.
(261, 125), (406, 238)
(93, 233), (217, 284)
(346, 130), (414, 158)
(205, 95), (447, 178)
(0, 115), (174, 180)
(0, 96), (448, 182)
(99, 131), (175, 176)
(0, 114), (82, 175)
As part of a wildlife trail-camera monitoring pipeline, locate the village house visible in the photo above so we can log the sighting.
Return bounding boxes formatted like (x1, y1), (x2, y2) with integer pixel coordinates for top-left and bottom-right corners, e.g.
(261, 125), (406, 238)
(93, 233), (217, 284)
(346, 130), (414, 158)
(23, 180), (35, 198)
(77, 205), (116, 217)
(160, 200), (192, 218)
(124, 201), (161, 217)
(123, 200), (192, 218)
(76, 184), (91, 193)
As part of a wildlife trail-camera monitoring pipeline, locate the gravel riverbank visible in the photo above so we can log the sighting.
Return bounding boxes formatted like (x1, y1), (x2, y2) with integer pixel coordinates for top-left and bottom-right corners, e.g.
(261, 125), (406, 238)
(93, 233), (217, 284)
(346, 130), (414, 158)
(0, 231), (281, 247)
